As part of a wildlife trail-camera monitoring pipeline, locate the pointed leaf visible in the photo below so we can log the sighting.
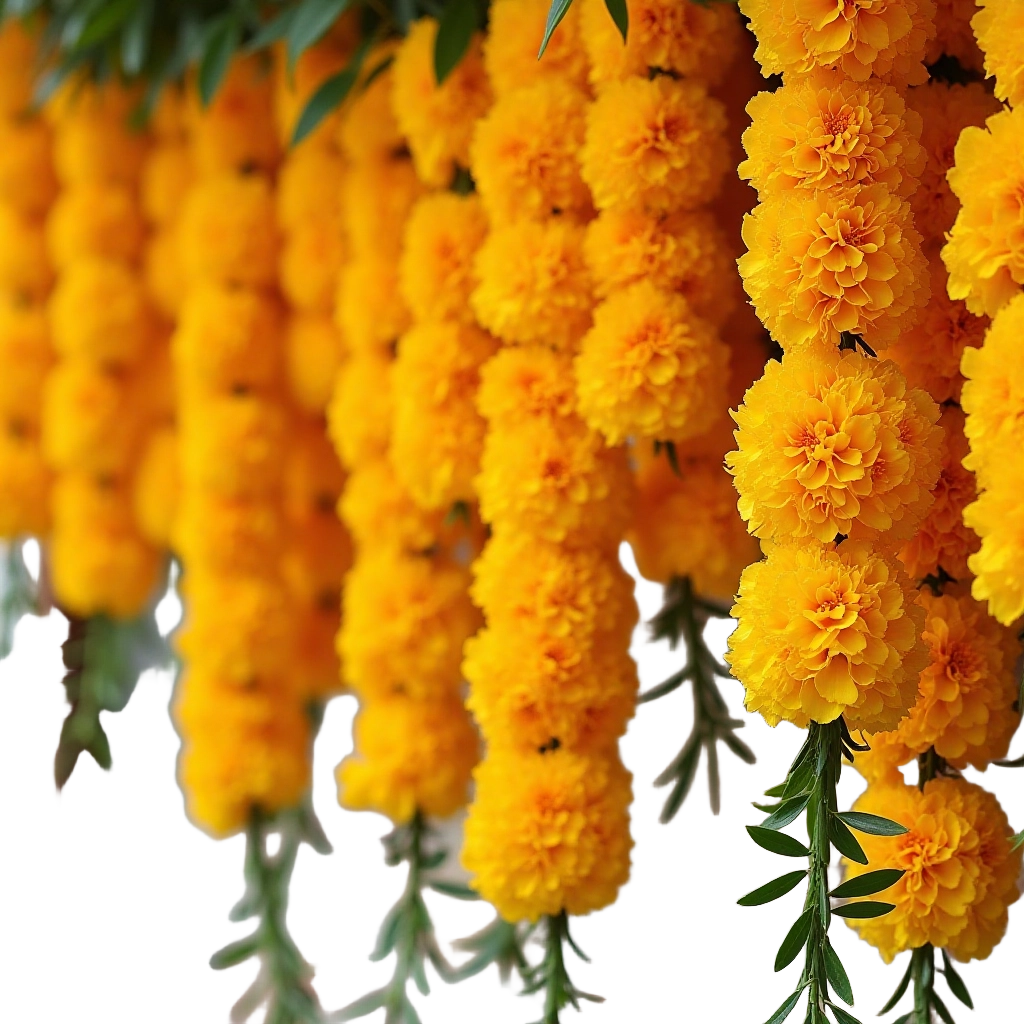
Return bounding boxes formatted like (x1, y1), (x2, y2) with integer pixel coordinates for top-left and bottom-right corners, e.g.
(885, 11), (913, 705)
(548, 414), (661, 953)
(879, 959), (913, 1015)
(1010, 830), (1024, 853)
(828, 1005), (863, 1024)
(199, 18), (240, 107)
(723, 730), (757, 765)
(836, 811), (909, 837)
(434, 0), (478, 84)
(247, 7), (299, 51)
(931, 991), (956, 1024)
(940, 950), (973, 1009)
(831, 901), (895, 920)
(738, 870), (807, 907)
(292, 39), (369, 146)
(823, 941), (853, 1006)
(828, 816), (868, 865)
(602, 0), (628, 41)
(764, 782), (788, 798)
(763, 990), (802, 1024)
(121, 0), (154, 74)
(762, 793), (810, 830)
(209, 934), (259, 970)
(891, 1015), (913, 1024)
(428, 880), (479, 901)
(537, 0), (575, 58)
(746, 825), (810, 858)
(774, 909), (812, 972)
(287, 0), (351, 70)
(829, 869), (905, 899)
(74, 0), (134, 50)
(331, 988), (387, 1022)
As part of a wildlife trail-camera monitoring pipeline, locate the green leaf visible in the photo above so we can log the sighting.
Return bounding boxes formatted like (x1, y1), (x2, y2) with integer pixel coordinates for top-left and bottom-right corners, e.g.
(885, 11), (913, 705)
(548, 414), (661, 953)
(836, 811), (909, 837)
(774, 909), (812, 973)
(602, 0), (628, 41)
(829, 869), (905, 899)
(764, 782), (788, 798)
(1, 542), (36, 660)
(287, 0), (350, 71)
(940, 950), (973, 1009)
(247, 6), (299, 52)
(763, 990), (803, 1024)
(761, 793), (810, 830)
(74, 0), (135, 51)
(823, 941), (853, 1006)
(831, 901), (895, 920)
(931, 991), (956, 1024)
(121, 0), (154, 74)
(746, 825), (810, 858)
(434, 0), (478, 84)
(891, 1015), (913, 1024)
(538, 0), (575, 58)
(199, 17), (240, 107)
(828, 816), (868, 866)
(332, 988), (388, 1021)
(781, 751), (817, 800)
(827, 1005), (863, 1024)
(1010, 830), (1024, 852)
(370, 902), (403, 962)
(879, 959), (913, 1015)
(209, 934), (259, 970)
(428, 880), (479, 901)
(291, 38), (368, 146)
(737, 870), (807, 907)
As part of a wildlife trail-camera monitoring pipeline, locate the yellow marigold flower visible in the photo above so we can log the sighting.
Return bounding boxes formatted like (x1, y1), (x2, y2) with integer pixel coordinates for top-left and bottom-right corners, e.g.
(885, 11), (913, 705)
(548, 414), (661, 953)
(476, 415), (633, 547)
(959, 292), (1024, 490)
(0, 428), (50, 538)
(927, 0), (984, 70)
(133, 426), (178, 548)
(0, 302), (52, 427)
(484, 0), (589, 96)
(338, 695), (478, 824)
(282, 521), (353, 608)
(283, 421), (345, 523)
(391, 322), (497, 510)
(0, 118), (57, 218)
(391, 19), (492, 188)
(582, 75), (729, 214)
(944, 106), (1024, 317)
(471, 80), (592, 225)
(627, 443), (760, 602)
(907, 82), (1001, 251)
(178, 392), (288, 499)
(897, 406), (979, 583)
(476, 345), (578, 426)
(575, 281), (729, 446)
(337, 253), (412, 355)
(842, 777), (1021, 963)
(291, 593), (342, 700)
(851, 729), (910, 784)
(973, 0), (1024, 107)
(726, 538), (925, 732)
(739, 0), (934, 85)
(51, 100), (148, 189)
(740, 72), (924, 199)
(463, 750), (633, 922)
(0, 22), (36, 119)
(327, 353), (393, 470)
(173, 284), (283, 394)
(399, 193), (488, 325)
(280, 218), (344, 315)
(173, 492), (284, 578)
(343, 157), (425, 262)
(337, 44), (404, 163)
(465, 623), (638, 754)
(144, 230), (186, 320)
(472, 219), (593, 351)
(582, 0), (741, 88)
(727, 348), (942, 546)
(178, 172), (279, 290)
(963, 462), (1024, 626)
(141, 144), (193, 227)
(277, 146), (343, 236)
(340, 547), (479, 701)
(472, 528), (637, 647)
(584, 207), (737, 326)
(135, 338), (175, 425)
(0, 205), (51, 301)
(285, 314), (342, 416)
(739, 183), (927, 351)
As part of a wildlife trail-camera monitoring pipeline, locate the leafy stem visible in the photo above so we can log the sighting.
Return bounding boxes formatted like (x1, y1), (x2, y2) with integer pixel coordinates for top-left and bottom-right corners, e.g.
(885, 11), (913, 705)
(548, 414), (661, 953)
(521, 912), (603, 1024)
(881, 943), (973, 1024)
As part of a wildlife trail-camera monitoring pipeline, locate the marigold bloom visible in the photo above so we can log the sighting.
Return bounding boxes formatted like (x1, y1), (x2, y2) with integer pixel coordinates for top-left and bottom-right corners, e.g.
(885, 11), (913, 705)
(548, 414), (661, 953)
(842, 777), (1021, 963)
(285, 314), (342, 416)
(144, 231), (186, 319)
(133, 426), (179, 548)
(476, 346), (577, 426)
(0, 429), (50, 538)
(739, 182), (927, 350)
(51, 92), (148, 188)
(973, 0), (1024, 107)
(582, 76), (728, 214)
(472, 219), (593, 351)
(944, 106), (1024, 317)
(337, 253), (411, 354)
(391, 19), (492, 188)
(0, 205), (51, 301)
(471, 80), (592, 225)
(283, 423), (345, 526)
(0, 302), (52, 427)
(463, 751), (633, 922)
(726, 539), (925, 732)
(280, 219), (344, 315)
(0, 22), (36, 118)
(740, 0), (934, 85)
(141, 143), (193, 227)
(337, 44), (404, 163)
(327, 353), (393, 470)
(0, 119), (57, 218)
(338, 695), (479, 824)
(276, 145), (342, 234)
(173, 492), (284, 578)
(575, 281), (729, 446)
(740, 72), (924, 199)
(727, 347), (942, 546)
(343, 158), (425, 261)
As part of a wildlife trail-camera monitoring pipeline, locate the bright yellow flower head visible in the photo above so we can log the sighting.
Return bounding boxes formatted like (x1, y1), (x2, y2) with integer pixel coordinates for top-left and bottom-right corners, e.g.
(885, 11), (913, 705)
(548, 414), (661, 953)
(471, 79), (592, 225)
(973, 0), (1024, 107)
(47, 182), (145, 270)
(944, 106), (1024, 318)
(280, 218), (345, 315)
(842, 777), (1021, 963)
(727, 347), (942, 546)
(133, 426), (179, 549)
(740, 0), (934, 85)
(580, 0), (741, 89)
(726, 538), (925, 732)
(0, 428), (50, 539)
(342, 157), (425, 262)
(472, 218), (593, 352)
(739, 183), (927, 351)
(628, 443), (761, 602)
(477, 346), (578, 426)
(0, 301), (52, 428)
(897, 406), (979, 584)
(336, 253), (412, 355)
(337, 44), (404, 163)
(0, 118), (57, 218)
(338, 694), (478, 824)
(391, 19), (492, 188)
(141, 143), (193, 227)
(575, 281), (729, 446)
(399, 192), (488, 325)
(391, 321), (497, 511)
(285, 313), (342, 416)
(327, 352), (393, 470)
(276, 145), (342, 234)
(173, 491), (284, 578)
(144, 230), (186, 320)
(463, 750), (633, 922)
(851, 729), (909, 784)
(0, 205), (51, 302)
(740, 72), (924, 199)
(582, 75), (728, 214)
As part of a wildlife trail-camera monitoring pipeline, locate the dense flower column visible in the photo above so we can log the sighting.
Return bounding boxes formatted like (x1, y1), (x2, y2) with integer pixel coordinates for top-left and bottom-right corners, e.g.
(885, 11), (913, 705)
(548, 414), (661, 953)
(42, 81), (162, 618)
(0, 22), (56, 541)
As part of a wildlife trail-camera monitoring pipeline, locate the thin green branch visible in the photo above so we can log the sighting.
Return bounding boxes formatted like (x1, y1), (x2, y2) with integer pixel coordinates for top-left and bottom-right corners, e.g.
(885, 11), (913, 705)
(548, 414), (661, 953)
(520, 912), (603, 1024)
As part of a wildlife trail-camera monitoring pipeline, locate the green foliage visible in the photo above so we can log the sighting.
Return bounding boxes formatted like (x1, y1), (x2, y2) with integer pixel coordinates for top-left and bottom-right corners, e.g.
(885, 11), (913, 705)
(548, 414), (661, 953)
(291, 34), (370, 145)
(434, 0), (478, 84)
(601, 0), (626, 41)
(881, 945), (975, 1024)
(521, 913), (603, 1024)
(0, 541), (43, 661)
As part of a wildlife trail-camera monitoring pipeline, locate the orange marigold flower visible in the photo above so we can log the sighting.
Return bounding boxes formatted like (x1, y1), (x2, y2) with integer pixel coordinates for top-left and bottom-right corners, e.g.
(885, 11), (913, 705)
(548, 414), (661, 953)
(463, 750), (633, 922)
(391, 19), (492, 188)
(575, 281), (729, 446)
(927, 0), (984, 71)
(0, 428), (50, 538)
(144, 230), (186, 319)
(327, 353), (393, 470)
(471, 79), (592, 225)
(173, 492), (284, 579)
(0, 118), (57, 218)
(842, 777), (1021, 963)
(0, 22), (37, 119)
(973, 0), (1024, 107)
(280, 217), (345, 315)
(740, 71), (924, 199)
(739, 182), (928, 351)
(337, 44), (404, 163)
(285, 313), (342, 416)
(133, 426), (179, 548)
(336, 252), (411, 356)
(0, 204), (51, 301)
(740, 0), (934, 85)
(342, 157), (425, 262)
(726, 538), (926, 732)
(472, 218), (593, 351)
(582, 75), (728, 214)
(727, 347), (942, 546)
(0, 302), (52, 427)
(141, 143), (193, 227)
(276, 145), (342, 234)
(476, 346), (578, 426)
